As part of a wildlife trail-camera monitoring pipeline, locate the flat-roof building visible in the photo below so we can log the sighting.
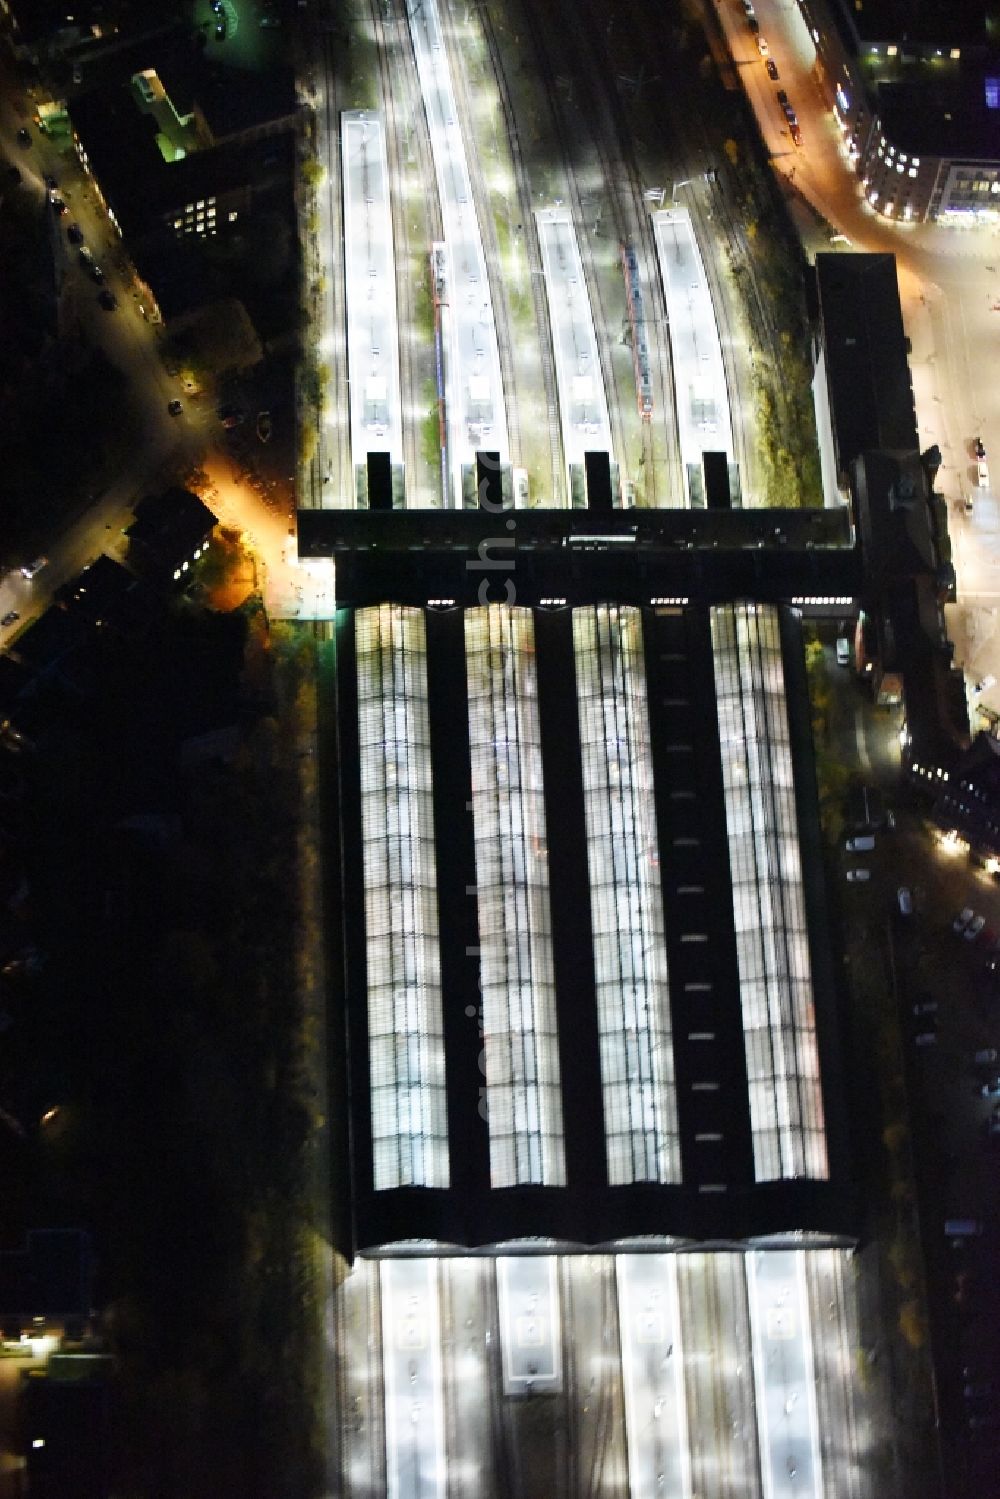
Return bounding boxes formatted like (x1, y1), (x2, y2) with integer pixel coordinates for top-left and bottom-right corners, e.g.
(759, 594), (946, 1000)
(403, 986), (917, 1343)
(798, 0), (1000, 225)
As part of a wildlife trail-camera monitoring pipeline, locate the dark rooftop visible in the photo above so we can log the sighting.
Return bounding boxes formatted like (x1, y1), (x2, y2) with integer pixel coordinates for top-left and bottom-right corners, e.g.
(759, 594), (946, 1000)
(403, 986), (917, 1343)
(0, 1230), (90, 1318)
(873, 67), (1000, 158)
(831, 0), (988, 50)
(127, 486), (217, 572)
(815, 254), (918, 470)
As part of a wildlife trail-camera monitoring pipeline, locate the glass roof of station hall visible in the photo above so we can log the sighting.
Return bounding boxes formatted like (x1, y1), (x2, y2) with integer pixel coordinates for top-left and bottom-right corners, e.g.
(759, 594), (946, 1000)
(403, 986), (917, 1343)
(352, 600), (832, 1230)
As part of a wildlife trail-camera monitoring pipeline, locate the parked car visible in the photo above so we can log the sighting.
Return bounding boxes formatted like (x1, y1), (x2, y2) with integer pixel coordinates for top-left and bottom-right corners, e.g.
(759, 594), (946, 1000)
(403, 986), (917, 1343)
(167, 399), (183, 416)
(975, 436), (987, 460)
(49, 193), (66, 215)
(965, 915), (987, 941)
(954, 907), (976, 934)
(765, 57), (779, 80)
(756, 34), (769, 56)
(846, 869), (871, 883)
(790, 122), (803, 146)
(776, 89), (789, 106)
(913, 1000), (938, 1016)
(98, 288), (117, 311)
(66, 222), (83, 245)
(980, 1077), (1000, 1098)
(846, 835), (875, 852)
(974, 1048), (998, 1066)
(1, 611), (20, 627)
(978, 459), (990, 489)
(836, 636), (851, 666)
(897, 886), (913, 915)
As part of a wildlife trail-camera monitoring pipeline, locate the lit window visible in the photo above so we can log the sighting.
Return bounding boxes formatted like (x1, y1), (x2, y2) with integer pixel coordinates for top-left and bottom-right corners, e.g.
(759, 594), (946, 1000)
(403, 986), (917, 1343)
(196, 199), (205, 209)
(887, 44), (897, 57)
(909, 168), (917, 178)
(208, 195), (216, 205)
(951, 48), (960, 60)
(228, 210), (238, 222)
(173, 218), (182, 229)
(987, 78), (1000, 110)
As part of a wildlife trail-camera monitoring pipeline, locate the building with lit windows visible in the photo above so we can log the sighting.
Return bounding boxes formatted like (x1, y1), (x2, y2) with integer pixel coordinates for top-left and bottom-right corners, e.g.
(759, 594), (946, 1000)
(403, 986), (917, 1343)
(797, 0), (1000, 224)
(67, 39), (298, 316)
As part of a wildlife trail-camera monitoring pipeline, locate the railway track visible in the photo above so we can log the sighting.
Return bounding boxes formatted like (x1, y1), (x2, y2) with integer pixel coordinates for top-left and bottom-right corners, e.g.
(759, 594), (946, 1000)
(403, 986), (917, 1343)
(315, 18), (351, 507)
(548, 0), (687, 510)
(477, 0), (566, 506)
(369, 0), (444, 506)
(443, 6), (523, 481)
(511, 0), (631, 509)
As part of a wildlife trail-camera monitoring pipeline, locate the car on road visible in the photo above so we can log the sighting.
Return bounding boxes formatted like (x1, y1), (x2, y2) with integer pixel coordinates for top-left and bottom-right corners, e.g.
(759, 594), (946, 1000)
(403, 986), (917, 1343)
(215, 16), (227, 38)
(67, 222), (83, 245)
(776, 89), (789, 106)
(168, 399), (183, 416)
(913, 999), (938, 1015)
(98, 288), (117, 311)
(43, 173), (57, 190)
(846, 868), (871, 882)
(975, 436), (987, 460)
(836, 636), (851, 666)
(965, 914), (987, 941)
(756, 34), (769, 56)
(974, 1048), (998, 1066)
(87, 261), (104, 284)
(897, 886), (913, 915)
(20, 556), (47, 580)
(79, 245), (94, 268)
(16, 127), (30, 146)
(980, 1076), (1000, 1097)
(954, 907), (976, 934)
(1, 611), (20, 627)
(978, 459), (990, 489)
(790, 122), (803, 146)
(49, 193), (66, 215)
(747, 15), (759, 33)
(765, 58), (779, 80)
(845, 834), (875, 852)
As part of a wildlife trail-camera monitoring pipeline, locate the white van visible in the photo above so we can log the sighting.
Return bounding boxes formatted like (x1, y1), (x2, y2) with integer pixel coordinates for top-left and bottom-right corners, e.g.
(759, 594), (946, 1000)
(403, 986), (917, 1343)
(836, 637), (851, 667)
